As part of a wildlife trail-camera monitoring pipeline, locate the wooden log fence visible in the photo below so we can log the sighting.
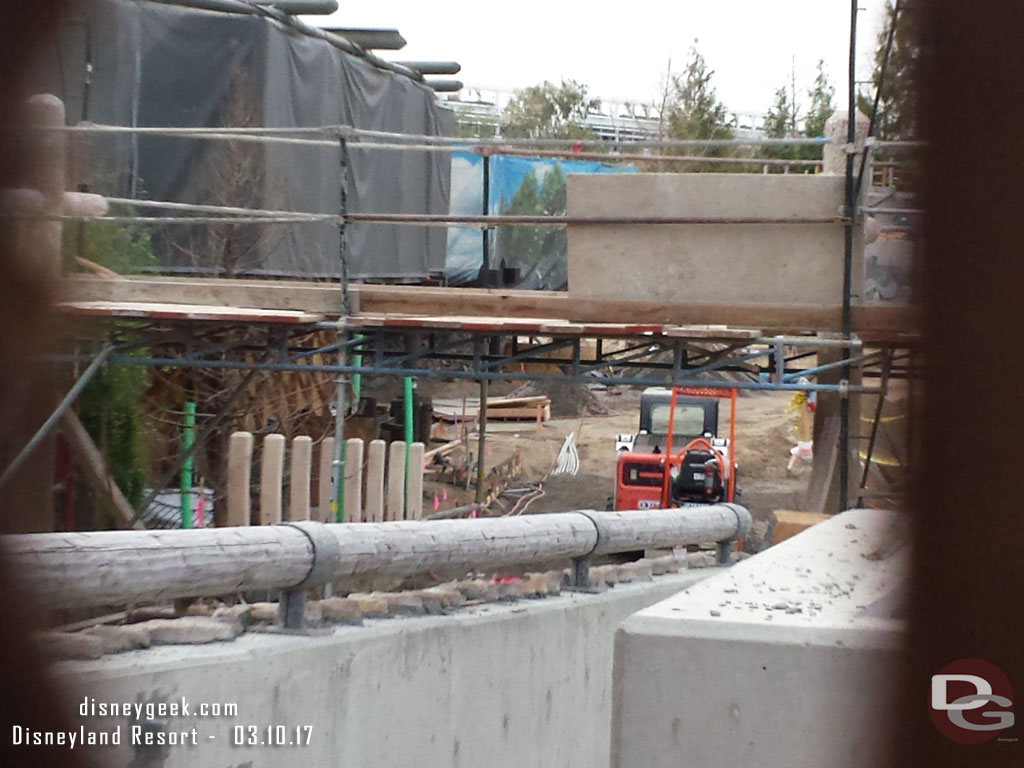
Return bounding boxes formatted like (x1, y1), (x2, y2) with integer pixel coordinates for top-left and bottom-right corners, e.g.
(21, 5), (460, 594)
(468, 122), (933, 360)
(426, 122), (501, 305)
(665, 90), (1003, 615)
(5, 505), (753, 609)
(226, 432), (426, 525)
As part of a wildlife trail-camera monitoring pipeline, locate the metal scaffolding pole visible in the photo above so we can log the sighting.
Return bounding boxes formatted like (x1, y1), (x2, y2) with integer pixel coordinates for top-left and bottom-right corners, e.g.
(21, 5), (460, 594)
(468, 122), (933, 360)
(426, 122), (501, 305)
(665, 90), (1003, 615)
(839, 0), (860, 514)
(0, 342), (114, 490)
(332, 135), (353, 521)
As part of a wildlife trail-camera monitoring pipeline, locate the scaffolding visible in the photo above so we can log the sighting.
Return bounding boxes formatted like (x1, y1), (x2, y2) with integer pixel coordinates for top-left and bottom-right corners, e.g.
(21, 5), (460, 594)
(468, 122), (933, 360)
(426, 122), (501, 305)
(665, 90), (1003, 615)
(5, 3), (913, 526)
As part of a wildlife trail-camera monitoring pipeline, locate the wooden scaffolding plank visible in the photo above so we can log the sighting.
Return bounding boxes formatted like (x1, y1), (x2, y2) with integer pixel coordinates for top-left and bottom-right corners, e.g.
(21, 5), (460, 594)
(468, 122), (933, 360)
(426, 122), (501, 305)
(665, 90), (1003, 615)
(60, 275), (917, 336)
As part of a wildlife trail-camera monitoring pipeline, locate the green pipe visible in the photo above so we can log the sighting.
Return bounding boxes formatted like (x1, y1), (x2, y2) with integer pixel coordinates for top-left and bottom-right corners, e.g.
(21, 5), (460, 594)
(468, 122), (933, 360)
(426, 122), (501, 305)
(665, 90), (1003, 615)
(351, 333), (363, 404)
(181, 401), (196, 529)
(403, 376), (414, 444)
(403, 376), (414, 506)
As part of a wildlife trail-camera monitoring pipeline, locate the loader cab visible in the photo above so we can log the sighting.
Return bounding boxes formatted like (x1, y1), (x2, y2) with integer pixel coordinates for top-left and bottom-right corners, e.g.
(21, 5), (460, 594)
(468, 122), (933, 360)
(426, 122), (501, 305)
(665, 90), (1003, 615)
(631, 388), (719, 453)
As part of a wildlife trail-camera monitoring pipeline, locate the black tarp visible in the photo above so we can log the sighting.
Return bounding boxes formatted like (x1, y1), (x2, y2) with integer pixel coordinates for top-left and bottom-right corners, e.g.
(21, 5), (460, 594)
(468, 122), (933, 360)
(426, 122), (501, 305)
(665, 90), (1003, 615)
(27, 0), (453, 280)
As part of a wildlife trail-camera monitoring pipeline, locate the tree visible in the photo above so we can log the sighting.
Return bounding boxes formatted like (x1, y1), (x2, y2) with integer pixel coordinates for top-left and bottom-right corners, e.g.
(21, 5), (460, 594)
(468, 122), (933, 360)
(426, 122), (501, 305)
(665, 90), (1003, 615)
(666, 45), (733, 142)
(500, 79), (599, 140)
(857, 1), (916, 140)
(762, 59), (834, 167)
(803, 60), (835, 140)
(764, 86), (797, 140)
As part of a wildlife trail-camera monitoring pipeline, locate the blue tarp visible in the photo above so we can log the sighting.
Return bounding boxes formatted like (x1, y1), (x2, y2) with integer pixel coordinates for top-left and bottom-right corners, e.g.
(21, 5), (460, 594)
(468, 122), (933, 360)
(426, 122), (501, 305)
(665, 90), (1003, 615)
(446, 152), (633, 288)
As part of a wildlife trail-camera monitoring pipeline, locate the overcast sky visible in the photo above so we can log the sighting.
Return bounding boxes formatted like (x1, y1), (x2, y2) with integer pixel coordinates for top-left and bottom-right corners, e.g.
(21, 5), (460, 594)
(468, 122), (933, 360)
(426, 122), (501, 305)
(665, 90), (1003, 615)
(305, 1), (890, 117)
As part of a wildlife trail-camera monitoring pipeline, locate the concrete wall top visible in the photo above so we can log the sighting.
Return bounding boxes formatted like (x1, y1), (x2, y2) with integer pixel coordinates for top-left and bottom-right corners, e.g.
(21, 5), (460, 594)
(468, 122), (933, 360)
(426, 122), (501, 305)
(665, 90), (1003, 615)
(627, 507), (908, 642)
(568, 173), (845, 219)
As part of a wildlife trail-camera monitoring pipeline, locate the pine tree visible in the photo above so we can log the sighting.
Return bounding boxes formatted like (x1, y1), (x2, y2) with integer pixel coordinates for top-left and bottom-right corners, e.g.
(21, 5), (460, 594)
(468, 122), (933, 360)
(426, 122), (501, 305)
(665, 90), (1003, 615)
(804, 60), (835, 140)
(857, 1), (916, 140)
(764, 87), (795, 140)
(666, 45), (733, 142)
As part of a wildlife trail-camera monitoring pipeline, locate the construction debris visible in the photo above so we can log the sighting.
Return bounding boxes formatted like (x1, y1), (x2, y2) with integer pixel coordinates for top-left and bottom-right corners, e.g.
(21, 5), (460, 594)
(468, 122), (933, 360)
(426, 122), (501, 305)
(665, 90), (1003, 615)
(432, 395), (551, 423)
(552, 432), (580, 476)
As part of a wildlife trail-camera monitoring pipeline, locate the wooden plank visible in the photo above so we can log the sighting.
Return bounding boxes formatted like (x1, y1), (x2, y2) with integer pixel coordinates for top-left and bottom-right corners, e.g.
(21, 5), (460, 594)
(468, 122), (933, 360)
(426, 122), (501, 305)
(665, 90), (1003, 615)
(769, 509), (832, 546)
(480, 406), (551, 421)
(317, 437), (334, 523)
(62, 275), (346, 314)
(365, 439), (386, 523)
(289, 436), (312, 521)
(227, 431), (254, 527)
(423, 439), (462, 461)
(259, 434), (285, 525)
(61, 275), (917, 335)
(485, 395), (551, 408)
(343, 438), (364, 523)
(802, 416), (840, 515)
(59, 411), (143, 530)
(432, 395), (549, 411)
(405, 442), (425, 520)
(59, 300), (323, 324)
(386, 441), (406, 521)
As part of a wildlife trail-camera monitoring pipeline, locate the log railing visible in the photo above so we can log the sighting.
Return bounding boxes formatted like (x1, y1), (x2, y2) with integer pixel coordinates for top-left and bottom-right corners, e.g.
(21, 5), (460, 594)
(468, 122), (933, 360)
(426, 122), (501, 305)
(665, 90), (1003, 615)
(3, 505), (751, 610)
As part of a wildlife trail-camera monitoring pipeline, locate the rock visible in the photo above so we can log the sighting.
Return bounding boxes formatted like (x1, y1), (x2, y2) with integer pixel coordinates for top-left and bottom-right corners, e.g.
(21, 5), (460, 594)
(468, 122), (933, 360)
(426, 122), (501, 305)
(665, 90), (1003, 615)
(686, 552), (718, 569)
(732, 551), (752, 563)
(482, 584), (504, 601)
(520, 573), (549, 598)
(249, 602), (279, 623)
(83, 624), (152, 653)
(542, 570), (563, 596)
(496, 582), (523, 601)
(374, 592), (426, 616)
(318, 598), (363, 625)
(346, 593), (389, 618)
(143, 617), (243, 645)
(641, 557), (668, 576)
(128, 606), (177, 622)
(38, 631), (105, 660)
(411, 591), (445, 615)
(184, 601), (214, 617)
(213, 604), (253, 627)
(590, 565), (618, 586)
(619, 562), (654, 583)
(454, 579), (491, 601)
(303, 601), (324, 627)
(422, 586), (467, 609)
(645, 555), (680, 575)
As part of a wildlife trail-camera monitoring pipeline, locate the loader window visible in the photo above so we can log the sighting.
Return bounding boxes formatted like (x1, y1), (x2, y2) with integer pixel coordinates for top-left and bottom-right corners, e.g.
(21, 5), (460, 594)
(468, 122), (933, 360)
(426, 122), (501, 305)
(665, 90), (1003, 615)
(649, 404), (707, 436)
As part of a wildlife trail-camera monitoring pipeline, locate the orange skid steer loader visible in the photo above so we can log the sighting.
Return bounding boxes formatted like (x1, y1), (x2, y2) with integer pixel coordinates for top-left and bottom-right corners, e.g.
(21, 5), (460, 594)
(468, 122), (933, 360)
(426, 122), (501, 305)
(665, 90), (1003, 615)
(613, 387), (738, 511)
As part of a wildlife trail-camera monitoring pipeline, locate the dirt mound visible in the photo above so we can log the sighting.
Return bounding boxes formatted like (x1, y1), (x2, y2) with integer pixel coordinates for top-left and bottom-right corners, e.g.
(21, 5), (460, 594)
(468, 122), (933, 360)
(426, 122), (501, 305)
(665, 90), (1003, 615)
(511, 380), (609, 417)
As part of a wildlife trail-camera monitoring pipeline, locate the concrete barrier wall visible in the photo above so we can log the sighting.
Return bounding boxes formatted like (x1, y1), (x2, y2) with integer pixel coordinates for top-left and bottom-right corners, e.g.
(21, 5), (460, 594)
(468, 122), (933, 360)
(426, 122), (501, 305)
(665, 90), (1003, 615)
(611, 508), (907, 768)
(55, 572), (714, 768)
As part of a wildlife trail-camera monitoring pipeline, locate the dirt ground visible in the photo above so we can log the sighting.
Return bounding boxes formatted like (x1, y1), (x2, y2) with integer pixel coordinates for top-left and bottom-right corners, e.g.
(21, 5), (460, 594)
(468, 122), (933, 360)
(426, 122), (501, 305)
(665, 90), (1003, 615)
(430, 385), (811, 524)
